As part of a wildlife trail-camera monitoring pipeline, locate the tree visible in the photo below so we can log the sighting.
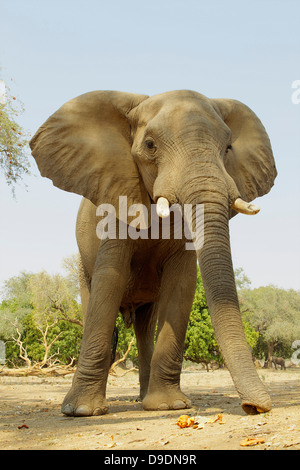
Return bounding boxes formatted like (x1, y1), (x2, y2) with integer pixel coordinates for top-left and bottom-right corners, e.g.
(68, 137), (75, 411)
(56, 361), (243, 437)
(184, 266), (259, 367)
(0, 272), (34, 338)
(0, 269), (83, 367)
(234, 267), (251, 290)
(114, 313), (137, 364)
(184, 267), (221, 366)
(61, 253), (81, 300)
(239, 285), (300, 361)
(1, 271), (33, 306)
(0, 76), (31, 194)
(29, 271), (83, 328)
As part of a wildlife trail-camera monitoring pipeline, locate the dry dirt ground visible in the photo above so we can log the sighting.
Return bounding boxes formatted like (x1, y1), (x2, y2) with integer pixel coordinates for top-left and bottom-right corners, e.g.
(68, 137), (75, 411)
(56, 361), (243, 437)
(0, 367), (299, 451)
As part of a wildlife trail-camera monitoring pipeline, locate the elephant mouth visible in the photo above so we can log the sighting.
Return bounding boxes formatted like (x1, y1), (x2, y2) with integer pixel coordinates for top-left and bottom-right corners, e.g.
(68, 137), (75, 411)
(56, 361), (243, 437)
(242, 403), (270, 415)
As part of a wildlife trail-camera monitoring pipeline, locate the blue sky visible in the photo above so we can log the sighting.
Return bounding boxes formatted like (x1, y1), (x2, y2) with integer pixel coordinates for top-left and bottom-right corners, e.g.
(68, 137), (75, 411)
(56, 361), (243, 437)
(0, 0), (299, 294)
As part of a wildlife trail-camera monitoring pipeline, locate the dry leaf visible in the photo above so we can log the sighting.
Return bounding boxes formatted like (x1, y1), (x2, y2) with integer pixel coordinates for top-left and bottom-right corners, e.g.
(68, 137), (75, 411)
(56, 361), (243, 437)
(193, 416), (208, 429)
(207, 414), (225, 424)
(160, 439), (170, 446)
(108, 442), (117, 448)
(240, 437), (265, 447)
(128, 438), (146, 444)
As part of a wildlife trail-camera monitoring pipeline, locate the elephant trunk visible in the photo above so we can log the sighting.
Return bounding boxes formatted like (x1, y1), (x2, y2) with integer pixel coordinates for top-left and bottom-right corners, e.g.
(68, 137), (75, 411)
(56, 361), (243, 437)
(176, 165), (272, 414)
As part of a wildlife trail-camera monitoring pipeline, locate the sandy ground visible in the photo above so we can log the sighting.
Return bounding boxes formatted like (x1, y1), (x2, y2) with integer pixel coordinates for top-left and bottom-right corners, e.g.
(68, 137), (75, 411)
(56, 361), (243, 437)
(0, 366), (299, 451)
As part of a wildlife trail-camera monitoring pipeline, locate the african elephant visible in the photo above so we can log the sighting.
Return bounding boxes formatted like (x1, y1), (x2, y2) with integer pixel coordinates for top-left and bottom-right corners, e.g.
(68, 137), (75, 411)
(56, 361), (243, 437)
(30, 90), (277, 416)
(272, 356), (286, 370)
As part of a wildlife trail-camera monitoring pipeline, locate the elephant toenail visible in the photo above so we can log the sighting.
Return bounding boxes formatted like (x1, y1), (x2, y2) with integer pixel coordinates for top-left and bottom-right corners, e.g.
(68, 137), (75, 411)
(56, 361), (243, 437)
(158, 402), (169, 410)
(93, 407), (108, 416)
(173, 400), (186, 409)
(62, 404), (74, 416)
(75, 405), (91, 416)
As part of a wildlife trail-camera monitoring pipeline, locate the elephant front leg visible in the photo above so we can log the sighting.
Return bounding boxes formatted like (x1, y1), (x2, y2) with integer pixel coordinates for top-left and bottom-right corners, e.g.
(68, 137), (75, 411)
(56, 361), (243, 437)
(142, 251), (197, 411)
(61, 240), (133, 417)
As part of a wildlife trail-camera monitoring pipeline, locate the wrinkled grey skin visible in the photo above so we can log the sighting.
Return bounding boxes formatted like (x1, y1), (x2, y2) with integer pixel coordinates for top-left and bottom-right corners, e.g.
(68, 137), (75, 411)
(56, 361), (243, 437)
(30, 90), (277, 416)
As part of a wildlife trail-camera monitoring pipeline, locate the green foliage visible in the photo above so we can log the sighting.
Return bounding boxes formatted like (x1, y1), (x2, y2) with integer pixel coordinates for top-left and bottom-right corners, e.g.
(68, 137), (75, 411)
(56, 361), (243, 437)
(113, 266), (260, 367)
(184, 267), (221, 364)
(29, 270), (82, 328)
(184, 267), (259, 365)
(3, 261), (295, 371)
(1, 313), (82, 366)
(0, 77), (31, 194)
(23, 315), (82, 364)
(0, 272), (34, 338)
(54, 321), (82, 363)
(21, 314), (43, 361)
(0, 267), (83, 367)
(242, 320), (259, 350)
(115, 313), (137, 363)
(2, 271), (33, 306)
(239, 285), (300, 359)
(234, 267), (251, 290)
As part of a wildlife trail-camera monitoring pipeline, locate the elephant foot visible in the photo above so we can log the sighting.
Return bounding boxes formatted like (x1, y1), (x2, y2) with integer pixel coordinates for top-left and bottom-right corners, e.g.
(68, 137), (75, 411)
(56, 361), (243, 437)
(142, 390), (192, 411)
(61, 382), (108, 417)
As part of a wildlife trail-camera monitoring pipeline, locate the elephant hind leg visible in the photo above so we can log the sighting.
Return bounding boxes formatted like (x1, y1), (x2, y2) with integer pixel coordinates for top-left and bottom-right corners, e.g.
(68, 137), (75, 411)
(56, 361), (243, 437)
(78, 254), (91, 324)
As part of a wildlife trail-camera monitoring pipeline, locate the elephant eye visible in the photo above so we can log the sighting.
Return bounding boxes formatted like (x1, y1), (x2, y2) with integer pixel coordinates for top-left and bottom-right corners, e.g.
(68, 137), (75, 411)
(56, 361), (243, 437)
(145, 139), (156, 151)
(226, 144), (232, 153)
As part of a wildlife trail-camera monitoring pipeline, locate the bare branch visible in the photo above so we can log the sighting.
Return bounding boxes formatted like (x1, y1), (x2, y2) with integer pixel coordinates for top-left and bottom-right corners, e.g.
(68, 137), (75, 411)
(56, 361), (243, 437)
(48, 296), (83, 327)
(109, 337), (135, 376)
(10, 322), (32, 368)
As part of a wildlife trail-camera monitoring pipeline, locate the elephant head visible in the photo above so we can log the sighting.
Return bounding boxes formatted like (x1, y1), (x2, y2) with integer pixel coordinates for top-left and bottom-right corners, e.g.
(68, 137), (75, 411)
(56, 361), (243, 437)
(30, 90), (276, 414)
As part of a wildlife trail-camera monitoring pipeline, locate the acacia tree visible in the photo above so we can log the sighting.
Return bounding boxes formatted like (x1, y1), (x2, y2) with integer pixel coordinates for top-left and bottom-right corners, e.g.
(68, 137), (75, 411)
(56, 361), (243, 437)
(0, 76), (31, 194)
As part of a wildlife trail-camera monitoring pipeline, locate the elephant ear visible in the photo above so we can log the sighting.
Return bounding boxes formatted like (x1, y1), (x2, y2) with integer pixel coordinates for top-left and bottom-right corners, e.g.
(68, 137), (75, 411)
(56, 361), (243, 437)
(211, 98), (277, 206)
(30, 90), (150, 219)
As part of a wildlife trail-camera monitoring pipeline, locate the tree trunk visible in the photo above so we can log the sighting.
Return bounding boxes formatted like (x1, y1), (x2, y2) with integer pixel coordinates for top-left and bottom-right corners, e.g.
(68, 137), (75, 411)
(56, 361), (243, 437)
(267, 342), (275, 368)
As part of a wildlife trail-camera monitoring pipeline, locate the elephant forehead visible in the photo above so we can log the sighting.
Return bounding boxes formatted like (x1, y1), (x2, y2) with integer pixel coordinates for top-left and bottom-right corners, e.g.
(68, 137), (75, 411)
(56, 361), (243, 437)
(148, 108), (228, 145)
(140, 90), (206, 115)
(137, 91), (224, 131)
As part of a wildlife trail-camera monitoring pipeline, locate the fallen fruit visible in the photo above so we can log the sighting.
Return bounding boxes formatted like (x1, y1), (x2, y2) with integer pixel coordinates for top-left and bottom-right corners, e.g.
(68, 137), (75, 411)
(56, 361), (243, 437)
(176, 413), (225, 429)
(176, 415), (195, 428)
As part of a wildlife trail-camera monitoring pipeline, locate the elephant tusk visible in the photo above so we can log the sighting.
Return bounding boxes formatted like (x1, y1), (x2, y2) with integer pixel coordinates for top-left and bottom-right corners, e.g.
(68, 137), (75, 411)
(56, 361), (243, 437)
(231, 197), (260, 215)
(156, 197), (170, 218)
